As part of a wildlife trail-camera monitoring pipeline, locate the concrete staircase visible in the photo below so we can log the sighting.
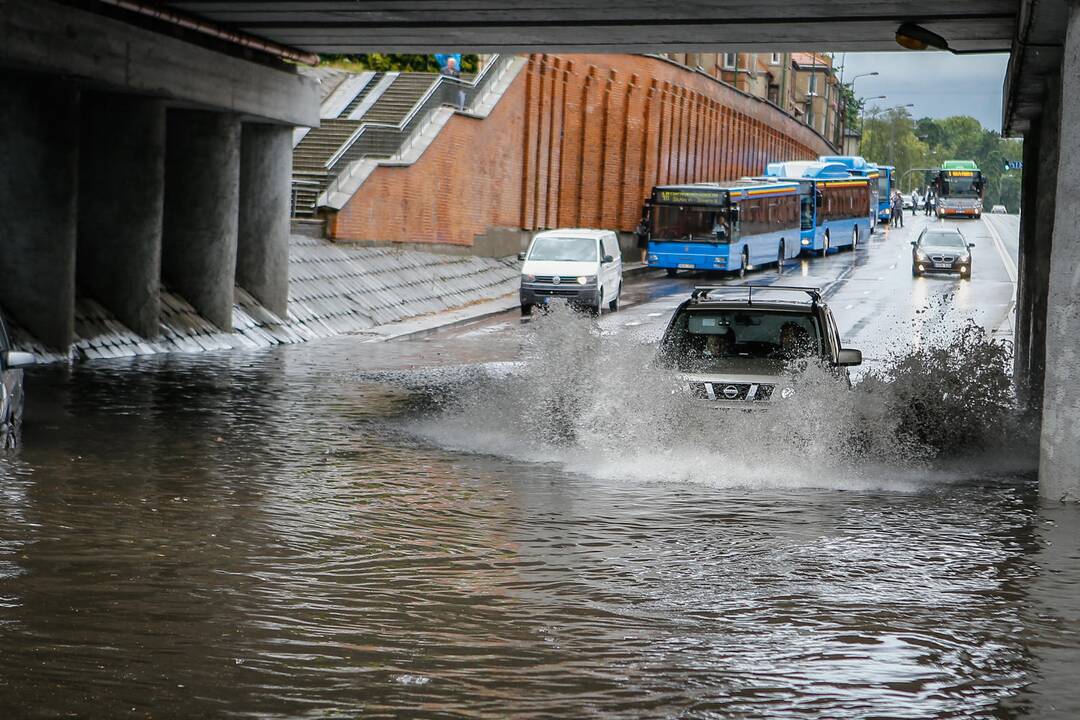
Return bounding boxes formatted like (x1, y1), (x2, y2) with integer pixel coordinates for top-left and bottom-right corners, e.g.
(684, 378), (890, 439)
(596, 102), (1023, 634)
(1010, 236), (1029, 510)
(291, 71), (441, 218)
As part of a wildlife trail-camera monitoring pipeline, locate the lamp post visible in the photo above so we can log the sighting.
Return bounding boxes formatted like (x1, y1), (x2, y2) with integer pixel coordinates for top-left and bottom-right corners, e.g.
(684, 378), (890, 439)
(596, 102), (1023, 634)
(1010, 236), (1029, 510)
(858, 95), (887, 141)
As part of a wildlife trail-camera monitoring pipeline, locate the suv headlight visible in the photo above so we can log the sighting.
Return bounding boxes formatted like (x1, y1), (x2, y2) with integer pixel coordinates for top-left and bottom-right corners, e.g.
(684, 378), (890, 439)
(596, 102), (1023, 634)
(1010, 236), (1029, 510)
(576, 275), (594, 285)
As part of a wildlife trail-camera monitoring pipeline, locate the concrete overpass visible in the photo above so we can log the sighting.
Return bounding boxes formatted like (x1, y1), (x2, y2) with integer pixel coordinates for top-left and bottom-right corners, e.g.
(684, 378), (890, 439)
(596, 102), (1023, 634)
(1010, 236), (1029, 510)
(3, 0), (1078, 501)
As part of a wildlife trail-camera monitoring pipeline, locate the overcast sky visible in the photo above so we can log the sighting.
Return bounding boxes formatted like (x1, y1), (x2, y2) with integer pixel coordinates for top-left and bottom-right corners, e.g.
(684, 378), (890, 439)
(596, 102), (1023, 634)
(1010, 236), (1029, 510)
(836, 52), (1010, 132)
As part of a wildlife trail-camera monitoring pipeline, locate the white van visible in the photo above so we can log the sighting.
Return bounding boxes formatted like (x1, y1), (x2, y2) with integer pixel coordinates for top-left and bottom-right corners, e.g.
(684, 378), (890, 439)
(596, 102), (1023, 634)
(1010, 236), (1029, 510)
(517, 229), (623, 316)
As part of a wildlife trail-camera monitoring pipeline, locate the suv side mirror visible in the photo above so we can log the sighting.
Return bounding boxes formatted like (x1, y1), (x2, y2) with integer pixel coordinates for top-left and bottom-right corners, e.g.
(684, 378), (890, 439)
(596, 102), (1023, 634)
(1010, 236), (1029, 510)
(517, 251), (527, 261)
(836, 348), (862, 367)
(2, 350), (36, 370)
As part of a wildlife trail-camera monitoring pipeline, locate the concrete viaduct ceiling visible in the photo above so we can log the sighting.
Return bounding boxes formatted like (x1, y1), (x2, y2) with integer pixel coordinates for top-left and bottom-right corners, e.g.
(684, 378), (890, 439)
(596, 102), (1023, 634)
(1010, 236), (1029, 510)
(166, 1), (1016, 53)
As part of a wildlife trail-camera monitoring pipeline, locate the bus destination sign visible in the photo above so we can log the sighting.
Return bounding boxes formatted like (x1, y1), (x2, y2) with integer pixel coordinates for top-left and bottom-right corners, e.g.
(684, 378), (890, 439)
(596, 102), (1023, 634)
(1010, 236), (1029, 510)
(655, 189), (725, 204)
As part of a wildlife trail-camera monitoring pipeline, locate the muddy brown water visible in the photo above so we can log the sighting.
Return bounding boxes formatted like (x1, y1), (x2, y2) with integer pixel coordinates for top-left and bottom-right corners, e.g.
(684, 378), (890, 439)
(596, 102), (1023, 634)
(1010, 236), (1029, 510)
(0, 335), (1078, 719)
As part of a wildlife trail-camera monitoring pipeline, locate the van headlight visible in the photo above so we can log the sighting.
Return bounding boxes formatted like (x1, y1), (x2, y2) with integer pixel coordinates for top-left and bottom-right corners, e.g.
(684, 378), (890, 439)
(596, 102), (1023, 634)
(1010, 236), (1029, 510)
(577, 275), (594, 285)
(524, 274), (536, 282)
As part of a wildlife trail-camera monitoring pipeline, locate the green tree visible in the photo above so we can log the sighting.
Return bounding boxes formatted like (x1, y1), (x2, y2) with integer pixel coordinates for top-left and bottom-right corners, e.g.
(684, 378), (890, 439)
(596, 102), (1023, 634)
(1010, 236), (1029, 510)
(319, 54), (479, 73)
(860, 106), (929, 191)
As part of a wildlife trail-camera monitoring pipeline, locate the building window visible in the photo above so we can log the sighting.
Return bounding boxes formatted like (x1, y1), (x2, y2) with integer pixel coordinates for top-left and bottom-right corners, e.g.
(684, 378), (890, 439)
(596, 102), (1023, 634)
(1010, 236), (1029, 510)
(770, 53), (782, 65)
(723, 53), (738, 70)
(808, 72), (817, 95)
(767, 84), (780, 105)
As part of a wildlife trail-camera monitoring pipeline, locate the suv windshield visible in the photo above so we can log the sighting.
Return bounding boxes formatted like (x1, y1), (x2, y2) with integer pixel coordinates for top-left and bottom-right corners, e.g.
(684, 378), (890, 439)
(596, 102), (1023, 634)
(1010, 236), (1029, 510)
(528, 236), (597, 262)
(661, 309), (822, 371)
(920, 232), (966, 248)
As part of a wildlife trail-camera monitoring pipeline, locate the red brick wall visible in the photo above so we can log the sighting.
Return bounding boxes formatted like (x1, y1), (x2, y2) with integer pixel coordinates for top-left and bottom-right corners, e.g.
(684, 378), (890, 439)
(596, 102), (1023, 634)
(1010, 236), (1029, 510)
(330, 54), (834, 246)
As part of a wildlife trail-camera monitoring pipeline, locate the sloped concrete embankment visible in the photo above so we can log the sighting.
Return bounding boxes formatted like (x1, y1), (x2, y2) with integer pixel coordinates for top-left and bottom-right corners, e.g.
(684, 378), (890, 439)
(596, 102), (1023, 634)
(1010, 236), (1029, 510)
(17, 236), (520, 362)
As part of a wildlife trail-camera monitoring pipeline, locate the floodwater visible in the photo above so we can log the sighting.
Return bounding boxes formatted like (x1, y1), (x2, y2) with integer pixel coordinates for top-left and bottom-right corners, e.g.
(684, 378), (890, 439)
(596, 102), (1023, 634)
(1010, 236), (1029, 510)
(2, 217), (1080, 718)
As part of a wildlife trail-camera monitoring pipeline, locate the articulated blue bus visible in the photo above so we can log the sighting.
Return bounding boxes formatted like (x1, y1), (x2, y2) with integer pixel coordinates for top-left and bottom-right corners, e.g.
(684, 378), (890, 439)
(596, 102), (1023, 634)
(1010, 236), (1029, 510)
(646, 180), (801, 276)
(819, 155), (880, 230)
(763, 161), (872, 256)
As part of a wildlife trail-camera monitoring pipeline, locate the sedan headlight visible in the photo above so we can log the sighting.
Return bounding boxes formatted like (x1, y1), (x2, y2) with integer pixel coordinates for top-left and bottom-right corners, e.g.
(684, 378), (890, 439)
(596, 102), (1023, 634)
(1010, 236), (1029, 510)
(576, 275), (594, 285)
(915, 249), (929, 261)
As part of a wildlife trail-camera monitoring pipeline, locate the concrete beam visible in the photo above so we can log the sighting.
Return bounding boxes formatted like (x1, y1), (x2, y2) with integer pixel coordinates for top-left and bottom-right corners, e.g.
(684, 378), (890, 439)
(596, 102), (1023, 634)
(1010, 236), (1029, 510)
(1014, 121), (1040, 405)
(162, 110), (240, 332)
(237, 124), (292, 317)
(0, 0), (318, 128)
(0, 72), (78, 350)
(1041, 1), (1080, 502)
(77, 93), (166, 339)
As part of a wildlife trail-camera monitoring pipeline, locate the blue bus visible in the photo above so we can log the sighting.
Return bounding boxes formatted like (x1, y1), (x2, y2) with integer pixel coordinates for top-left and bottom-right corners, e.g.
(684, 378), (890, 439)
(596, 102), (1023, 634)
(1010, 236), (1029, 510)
(820, 155), (880, 230)
(647, 180), (801, 277)
(873, 164), (895, 223)
(763, 161), (872, 256)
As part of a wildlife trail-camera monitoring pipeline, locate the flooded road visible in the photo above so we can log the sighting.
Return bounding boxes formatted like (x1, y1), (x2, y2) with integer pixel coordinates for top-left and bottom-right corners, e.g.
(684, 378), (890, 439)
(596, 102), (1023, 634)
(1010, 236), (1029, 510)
(3, 216), (1080, 718)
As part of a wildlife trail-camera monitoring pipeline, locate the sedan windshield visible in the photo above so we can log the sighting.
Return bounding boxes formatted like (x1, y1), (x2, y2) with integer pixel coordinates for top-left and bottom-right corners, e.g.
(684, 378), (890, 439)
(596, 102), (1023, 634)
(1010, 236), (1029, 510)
(661, 309), (822, 372)
(920, 232), (967, 248)
(528, 236), (597, 262)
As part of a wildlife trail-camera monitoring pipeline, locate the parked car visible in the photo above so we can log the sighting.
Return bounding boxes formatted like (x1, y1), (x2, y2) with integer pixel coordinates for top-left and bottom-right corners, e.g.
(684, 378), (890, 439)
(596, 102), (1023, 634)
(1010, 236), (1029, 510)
(991, 204), (1008, 214)
(911, 226), (974, 279)
(518, 229), (623, 316)
(0, 312), (36, 448)
(656, 284), (861, 409)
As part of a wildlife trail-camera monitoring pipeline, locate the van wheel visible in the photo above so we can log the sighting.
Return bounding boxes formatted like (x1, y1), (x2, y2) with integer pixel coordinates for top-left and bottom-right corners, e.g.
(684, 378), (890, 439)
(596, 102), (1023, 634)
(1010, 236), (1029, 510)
(521, 303), (533, 317)
(608, 284), (621, 312)
(738, 247), (749, 278)
(777, 241), (785, 274)
(665, 268), (678, 277)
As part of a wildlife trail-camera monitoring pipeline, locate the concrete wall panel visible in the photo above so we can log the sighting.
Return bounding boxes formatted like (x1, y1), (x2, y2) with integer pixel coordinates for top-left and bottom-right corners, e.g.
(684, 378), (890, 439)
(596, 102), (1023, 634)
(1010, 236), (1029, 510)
(78, 93), (165, 338)
(162, 110), (240, 332)
(238, 124), (291, 317)
(0, 73), (78, 350)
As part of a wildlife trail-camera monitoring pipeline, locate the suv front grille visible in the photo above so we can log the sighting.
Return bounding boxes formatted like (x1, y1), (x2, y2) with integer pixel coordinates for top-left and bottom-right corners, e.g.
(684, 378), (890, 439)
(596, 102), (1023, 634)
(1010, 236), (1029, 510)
(688, 382), (774, 401)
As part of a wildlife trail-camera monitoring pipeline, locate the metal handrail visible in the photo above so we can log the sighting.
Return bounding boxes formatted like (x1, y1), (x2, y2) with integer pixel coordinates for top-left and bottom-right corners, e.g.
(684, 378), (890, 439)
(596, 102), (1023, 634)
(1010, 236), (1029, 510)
(324, 55), (510, 172)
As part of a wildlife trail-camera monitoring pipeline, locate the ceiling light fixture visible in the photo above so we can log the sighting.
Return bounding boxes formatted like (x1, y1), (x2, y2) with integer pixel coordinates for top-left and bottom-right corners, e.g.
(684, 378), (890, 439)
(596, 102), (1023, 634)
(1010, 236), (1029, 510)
(895, 23), (950, 51)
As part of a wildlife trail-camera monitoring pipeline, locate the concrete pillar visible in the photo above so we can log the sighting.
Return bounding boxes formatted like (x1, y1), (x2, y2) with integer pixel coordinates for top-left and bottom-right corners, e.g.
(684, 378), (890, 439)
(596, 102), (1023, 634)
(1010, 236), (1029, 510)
(237, 123), (291, 317)
(1014, 123), (1040, 401)
(77, 93), (165, 338)
(0, 73), (78, 350)
(1027, 81), (1061, 417)
(162, 110), (240, 332)
(1041, 2), (1080, 502)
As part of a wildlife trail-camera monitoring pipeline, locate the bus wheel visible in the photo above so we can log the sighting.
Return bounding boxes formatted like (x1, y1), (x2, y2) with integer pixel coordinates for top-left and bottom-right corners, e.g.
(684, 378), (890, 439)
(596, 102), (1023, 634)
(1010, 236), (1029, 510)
(777, 241), (785, 274)
(820, 233), (830, 257)
(738, 248), (749, 278)
(851, 226), (859, 251)
(665, 268), (678, 277)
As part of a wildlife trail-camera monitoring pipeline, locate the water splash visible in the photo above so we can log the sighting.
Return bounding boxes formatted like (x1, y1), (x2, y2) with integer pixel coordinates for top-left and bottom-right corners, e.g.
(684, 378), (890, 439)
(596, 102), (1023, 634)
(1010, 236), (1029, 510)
(407, 303), (1036, 491)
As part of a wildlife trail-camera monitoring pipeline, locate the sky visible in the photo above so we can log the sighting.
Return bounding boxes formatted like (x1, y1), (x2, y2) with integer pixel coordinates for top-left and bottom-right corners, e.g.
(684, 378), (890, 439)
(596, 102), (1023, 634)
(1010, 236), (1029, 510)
(836, 52), (1010, 132)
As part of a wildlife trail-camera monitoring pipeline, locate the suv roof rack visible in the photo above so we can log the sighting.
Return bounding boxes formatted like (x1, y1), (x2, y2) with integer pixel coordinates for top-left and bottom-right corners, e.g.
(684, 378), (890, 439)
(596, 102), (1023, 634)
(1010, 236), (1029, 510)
(690, 284), (822, 306)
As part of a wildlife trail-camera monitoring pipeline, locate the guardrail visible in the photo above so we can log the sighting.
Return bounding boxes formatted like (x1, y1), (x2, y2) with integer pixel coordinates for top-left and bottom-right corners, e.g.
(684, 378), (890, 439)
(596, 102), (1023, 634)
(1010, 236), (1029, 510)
(323, 54), (513, 174)
(290, 178), (321, 217)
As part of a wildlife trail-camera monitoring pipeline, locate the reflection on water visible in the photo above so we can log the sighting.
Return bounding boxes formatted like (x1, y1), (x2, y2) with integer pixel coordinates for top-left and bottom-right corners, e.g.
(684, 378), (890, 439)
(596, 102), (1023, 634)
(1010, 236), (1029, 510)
(0, 330), (1077, 718)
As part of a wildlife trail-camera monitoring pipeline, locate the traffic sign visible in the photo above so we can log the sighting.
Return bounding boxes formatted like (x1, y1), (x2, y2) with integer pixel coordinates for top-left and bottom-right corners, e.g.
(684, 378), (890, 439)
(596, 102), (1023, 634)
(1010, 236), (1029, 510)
(1004, 160), (1024, 171)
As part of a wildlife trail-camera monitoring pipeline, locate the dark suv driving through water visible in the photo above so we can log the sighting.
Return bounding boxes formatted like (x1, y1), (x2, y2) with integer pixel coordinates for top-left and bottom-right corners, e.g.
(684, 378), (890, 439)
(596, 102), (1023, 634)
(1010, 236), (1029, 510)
(656, 285), (862, 408)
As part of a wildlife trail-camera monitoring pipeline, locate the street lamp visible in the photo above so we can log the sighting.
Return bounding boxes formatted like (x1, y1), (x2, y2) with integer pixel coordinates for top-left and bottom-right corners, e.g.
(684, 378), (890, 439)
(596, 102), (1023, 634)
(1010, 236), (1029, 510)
(845, 71), (879, 91)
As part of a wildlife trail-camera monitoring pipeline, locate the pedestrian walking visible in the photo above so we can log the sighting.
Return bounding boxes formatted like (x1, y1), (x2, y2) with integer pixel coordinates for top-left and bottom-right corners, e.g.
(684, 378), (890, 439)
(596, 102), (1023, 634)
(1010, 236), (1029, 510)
(440, 56), (465, 110)
(892, 192), (904, 228)
(911, 190), (920, 217)
(924, 189), (934, 216)
(636, 201), (652, 264)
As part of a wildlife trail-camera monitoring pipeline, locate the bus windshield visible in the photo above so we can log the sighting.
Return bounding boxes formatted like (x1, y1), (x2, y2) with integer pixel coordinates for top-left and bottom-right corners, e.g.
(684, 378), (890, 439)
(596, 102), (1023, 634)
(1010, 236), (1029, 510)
(940, 174), (981, 198)
(651, 204), (730, 243)
(877, 174), (889, 197)
(661, 309), (822, 371)
(528, 236), (597, 262)
(800, 195), (814, 230)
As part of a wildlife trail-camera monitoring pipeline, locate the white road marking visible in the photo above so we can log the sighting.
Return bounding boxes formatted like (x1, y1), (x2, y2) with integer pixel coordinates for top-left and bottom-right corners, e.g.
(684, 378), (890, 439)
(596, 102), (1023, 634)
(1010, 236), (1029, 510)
(983, 216), (1018, 283)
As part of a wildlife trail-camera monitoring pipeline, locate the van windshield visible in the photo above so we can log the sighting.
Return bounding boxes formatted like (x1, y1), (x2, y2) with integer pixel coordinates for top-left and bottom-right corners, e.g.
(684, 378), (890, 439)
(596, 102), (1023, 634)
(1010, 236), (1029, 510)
(661, 309), (822, 371)
(528, 236), (597, 262)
